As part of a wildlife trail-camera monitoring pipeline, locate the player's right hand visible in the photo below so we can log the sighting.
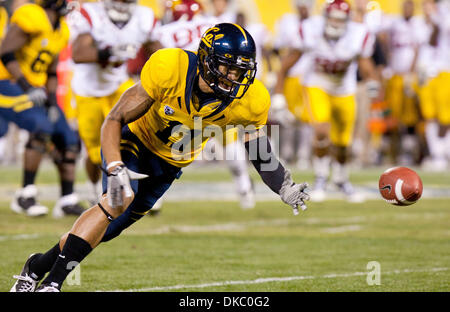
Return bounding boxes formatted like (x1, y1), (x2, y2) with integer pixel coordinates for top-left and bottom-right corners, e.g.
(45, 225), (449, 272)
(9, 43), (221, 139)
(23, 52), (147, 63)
(270, 93), (296, 125)
(279, 170), (310, 216)
(107, 163), (149, 209)
(27, 87), (48, 107)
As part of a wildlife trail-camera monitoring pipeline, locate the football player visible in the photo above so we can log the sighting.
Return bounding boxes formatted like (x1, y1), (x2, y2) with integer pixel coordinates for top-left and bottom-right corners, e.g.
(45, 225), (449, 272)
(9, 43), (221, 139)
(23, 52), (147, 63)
(67, 0), (160, 205)
(10, 23), (310, 292)
(380, 0), (425, 165)
(274, 0), (380, 202)
(432, 0), (450, 166)
(416, 0), (448, 170)
(0, 0), (8, 160)
(211, 0), (236, 23)
(271, 0), (315, 168)
(155, 1), (256, 209)
(0, 0), (84, 217)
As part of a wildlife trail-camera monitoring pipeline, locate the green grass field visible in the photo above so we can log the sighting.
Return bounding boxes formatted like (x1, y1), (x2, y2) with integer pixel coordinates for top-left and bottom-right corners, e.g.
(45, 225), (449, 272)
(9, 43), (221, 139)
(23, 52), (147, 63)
(0, 163), (449, 292)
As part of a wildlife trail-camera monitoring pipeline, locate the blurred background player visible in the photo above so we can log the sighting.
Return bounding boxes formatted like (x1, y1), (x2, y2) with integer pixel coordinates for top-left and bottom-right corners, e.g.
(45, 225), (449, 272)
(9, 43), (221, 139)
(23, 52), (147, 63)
(379, 0), (425, 165)
(351, 0), (386, 167)
(211, 0), (236, 23)
(271, 0), (315, 169)
(67, 0), (160, 205)
(274, 0), (381, 202)
(415, 0), (448, 170)
(431, 0), (450, 168)
(0, 0), (84, 218)
(153, 0), (255, 209)
(0, 0), (9, 160)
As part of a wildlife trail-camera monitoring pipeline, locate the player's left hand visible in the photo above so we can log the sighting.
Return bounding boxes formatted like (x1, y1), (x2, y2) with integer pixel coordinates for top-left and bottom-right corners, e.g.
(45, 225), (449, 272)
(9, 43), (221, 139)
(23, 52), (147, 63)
(107, 163), (148, 209)
(279, 170), (309, 215)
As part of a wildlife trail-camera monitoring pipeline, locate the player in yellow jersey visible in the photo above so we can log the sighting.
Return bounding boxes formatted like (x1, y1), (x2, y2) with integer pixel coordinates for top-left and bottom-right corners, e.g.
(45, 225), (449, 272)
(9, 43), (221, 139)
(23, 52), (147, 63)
(10, 23), (310, 292)
(0, 0), (84, 218)
(0, 1), (8, 141)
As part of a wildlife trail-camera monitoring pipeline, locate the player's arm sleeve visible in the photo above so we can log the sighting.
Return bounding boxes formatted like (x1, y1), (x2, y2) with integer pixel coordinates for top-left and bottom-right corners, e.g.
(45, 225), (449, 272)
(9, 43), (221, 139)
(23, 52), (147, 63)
(244, 132), (286, 195)
(243, 89), (285, 194)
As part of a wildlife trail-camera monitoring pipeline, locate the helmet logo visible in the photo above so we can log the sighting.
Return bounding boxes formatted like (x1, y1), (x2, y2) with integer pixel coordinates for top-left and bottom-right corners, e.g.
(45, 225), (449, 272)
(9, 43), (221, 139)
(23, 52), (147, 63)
(201, 27), (223, 48)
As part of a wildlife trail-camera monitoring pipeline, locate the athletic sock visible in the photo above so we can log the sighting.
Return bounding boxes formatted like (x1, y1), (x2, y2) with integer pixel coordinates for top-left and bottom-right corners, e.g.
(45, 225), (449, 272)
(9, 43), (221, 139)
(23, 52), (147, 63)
(61, 180), (74, 197)
(29, 243), (61, 279)
(23, 170), (37, 187)
(331, 161), (349, 185)
(41, 234), (92, 289)
(312, 155), (331, 181)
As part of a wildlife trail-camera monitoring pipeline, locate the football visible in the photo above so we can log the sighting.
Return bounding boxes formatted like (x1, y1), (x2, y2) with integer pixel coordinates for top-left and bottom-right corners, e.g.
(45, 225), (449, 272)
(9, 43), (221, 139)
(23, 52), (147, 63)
(379, 167), (423, 206)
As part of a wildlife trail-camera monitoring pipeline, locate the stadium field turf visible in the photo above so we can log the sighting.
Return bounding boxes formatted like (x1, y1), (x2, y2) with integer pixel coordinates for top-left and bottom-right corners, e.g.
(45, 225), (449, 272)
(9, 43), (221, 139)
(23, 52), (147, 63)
(0, 163), (449, 292)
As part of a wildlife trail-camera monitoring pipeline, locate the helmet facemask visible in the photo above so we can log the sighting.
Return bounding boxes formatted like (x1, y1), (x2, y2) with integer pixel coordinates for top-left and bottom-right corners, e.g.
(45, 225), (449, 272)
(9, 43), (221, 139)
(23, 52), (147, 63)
(104, 0), (137, 24)
(324, 9), (349, 40)
(199, 42), (257, 100)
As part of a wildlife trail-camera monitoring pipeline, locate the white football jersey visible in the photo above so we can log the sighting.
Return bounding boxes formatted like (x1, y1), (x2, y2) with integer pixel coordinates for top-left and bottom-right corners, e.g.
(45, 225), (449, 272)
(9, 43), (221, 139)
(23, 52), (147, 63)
(155, 16), (270, 79)
(416, 17), (441, 80)
(363, 8), (383, 34)
(154, 15), (218, 52)
(436, 2), (450, 71)
(293, 16), (374, 96)
(242, 22), (271, 79)
(273, 14), (312, 78)
(381, 15), (424, 74)
(67, 2), (158, 97)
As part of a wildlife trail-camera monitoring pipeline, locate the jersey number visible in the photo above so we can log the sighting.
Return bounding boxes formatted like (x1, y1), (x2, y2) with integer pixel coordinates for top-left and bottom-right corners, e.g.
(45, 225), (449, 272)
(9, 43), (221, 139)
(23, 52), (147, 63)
(156, 120), (202, 152)
(315, 57), (351, 75)
(31, 50), (53, 73)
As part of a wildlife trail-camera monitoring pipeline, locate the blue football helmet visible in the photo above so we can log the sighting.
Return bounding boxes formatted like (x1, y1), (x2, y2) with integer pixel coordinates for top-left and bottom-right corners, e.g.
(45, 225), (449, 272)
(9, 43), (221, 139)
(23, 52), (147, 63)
(198, 23), (257, 100)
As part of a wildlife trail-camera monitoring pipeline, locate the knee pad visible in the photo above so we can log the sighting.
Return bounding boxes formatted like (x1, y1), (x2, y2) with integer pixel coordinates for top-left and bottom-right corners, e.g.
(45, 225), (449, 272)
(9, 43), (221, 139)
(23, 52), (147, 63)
(61, 144), (80, 165)
(25, 132), (51, 153)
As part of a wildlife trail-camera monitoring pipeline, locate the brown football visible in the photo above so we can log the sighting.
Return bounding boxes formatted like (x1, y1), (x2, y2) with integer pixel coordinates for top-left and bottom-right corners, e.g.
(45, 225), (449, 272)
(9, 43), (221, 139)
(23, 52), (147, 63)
(379, 167), (423, 206)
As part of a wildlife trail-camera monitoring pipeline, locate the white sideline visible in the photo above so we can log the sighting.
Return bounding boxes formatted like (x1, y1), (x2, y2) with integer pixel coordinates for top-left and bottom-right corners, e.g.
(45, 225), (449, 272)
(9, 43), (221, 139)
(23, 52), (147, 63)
(106, 267), (448, 292)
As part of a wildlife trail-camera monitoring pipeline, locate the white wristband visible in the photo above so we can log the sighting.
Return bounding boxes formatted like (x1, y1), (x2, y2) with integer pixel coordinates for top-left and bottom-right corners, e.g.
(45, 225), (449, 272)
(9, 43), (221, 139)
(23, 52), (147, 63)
(106, 161), (124, 171)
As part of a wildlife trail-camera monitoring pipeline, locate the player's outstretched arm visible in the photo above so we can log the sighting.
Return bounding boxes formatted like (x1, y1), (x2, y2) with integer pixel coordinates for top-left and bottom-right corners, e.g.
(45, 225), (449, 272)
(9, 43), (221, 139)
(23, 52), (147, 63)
(244, 130), (309, 215)
(271, 48), (302, 124)
(101, 81), (154, 167)
(273, 48), (302, 95)
(71, 33), (107, 64)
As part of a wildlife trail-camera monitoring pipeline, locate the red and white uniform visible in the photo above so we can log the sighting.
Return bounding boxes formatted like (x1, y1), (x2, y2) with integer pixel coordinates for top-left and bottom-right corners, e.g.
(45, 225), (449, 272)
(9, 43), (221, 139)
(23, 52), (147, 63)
(293, 16), (375, 96)
(242, 22), (271, 79)
(416, 17), (441, 80)
(381, 15), (425, 74)
(67, 2), (158, 97)
(274, 14), (312, 78)
(436, 1), (450, 72)
(154, 14), (218, 51)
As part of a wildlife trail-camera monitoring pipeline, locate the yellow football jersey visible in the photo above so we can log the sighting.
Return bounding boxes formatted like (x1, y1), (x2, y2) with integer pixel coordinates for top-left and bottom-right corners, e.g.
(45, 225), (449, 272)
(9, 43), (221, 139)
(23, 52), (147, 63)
(129, 48), (270, 167)
(0, 6), (8, 41)
(0, 4), (69, 87)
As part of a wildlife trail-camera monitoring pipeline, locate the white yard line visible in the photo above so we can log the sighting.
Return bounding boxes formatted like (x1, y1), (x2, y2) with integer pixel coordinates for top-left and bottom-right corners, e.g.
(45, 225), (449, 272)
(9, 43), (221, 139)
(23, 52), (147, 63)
(127, 216), (369, 236)
(105, 267), (448, 292)
(0, 234), (41, 242)
(321, 224), (363, 234)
